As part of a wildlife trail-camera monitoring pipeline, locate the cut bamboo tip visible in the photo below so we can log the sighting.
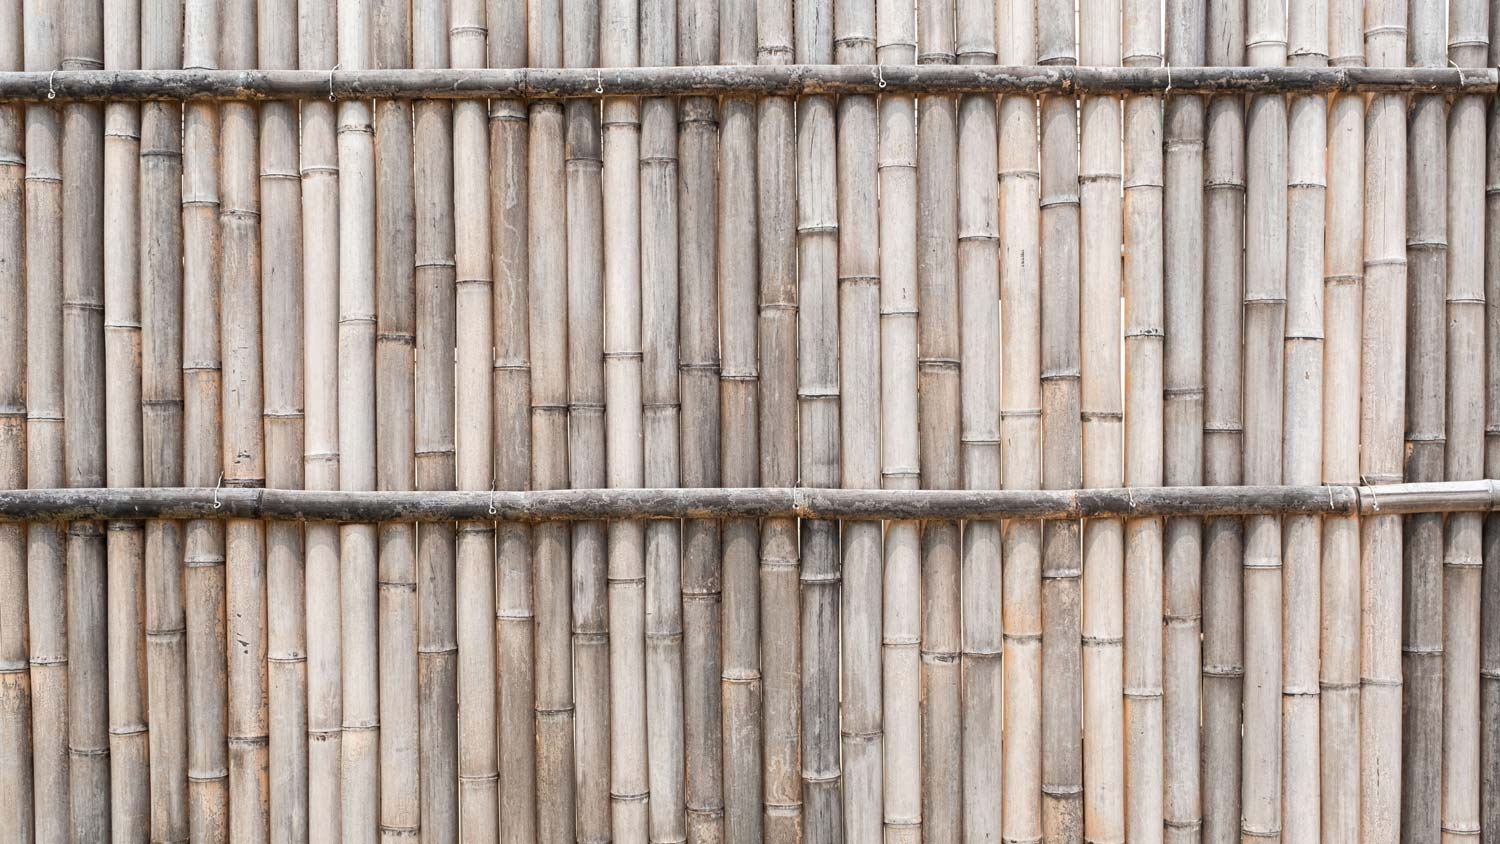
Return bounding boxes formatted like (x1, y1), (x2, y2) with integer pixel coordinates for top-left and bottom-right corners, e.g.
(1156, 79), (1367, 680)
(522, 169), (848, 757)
(0, 480), (1495, 521)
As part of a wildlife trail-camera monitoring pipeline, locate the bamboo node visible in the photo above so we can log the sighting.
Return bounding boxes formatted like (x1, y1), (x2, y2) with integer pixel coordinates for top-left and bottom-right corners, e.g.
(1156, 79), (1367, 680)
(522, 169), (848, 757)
(1041, 783), (1083, 797)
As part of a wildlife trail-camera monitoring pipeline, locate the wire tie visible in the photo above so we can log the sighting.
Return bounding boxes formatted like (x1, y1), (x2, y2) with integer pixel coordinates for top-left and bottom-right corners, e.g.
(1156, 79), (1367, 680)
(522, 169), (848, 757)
(489, 486), (497, 517)
(596, 69), (604, 95)
(213, 473), (224, 510)
(1329, 486), (1336, 511)
(1164, 63), (1171, 96)
(47, 70), (56, 100)
(876, 63), (887, 89)
(329, 62), (341, 102)
(1127, 487), (1137, 509)
(1361, 476), (1379, 512)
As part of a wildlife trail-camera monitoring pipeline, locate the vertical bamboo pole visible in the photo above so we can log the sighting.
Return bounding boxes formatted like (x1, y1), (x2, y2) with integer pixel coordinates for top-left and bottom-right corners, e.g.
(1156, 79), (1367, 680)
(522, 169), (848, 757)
(603, 0), (647, 835)
(756, 0), (800, 835)
(1282, 0), (1326, 837)
(1122, 0), (1164, 836)
(183, 0), (230, 836)
(1162, 0), (1205, 839)
(337, 0), (379, 835)
(1402, 0), (1447, 833)
(877, 0), (919, 833)
(259, 0), (306, 838)
(1320, 0), (1365, 839)
(1362, 0), (1408, 839)
(489, 0), (533, 838)
(1442, 0), (1487, 839)
(299, 0), (342, 839)
(23, 0), (68, 838)
(414, 0), (458, 840)
(1484, 13), (1500, 841)
(1201, 0), (1245, 836)
(720, 0), (763, 835)
(998, 0), (1041, 836)
(917, 0), (960, 833)
(681, 0), (724, 836)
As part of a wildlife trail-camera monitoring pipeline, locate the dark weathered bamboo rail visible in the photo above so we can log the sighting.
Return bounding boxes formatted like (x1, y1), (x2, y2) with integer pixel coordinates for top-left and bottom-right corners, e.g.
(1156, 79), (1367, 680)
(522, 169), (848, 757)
(0, 480), (1494, 522)
(0, 64), (1492, 101)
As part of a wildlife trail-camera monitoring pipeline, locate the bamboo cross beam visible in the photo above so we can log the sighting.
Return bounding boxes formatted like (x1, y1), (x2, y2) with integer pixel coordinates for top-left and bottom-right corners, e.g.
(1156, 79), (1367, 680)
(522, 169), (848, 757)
(0, 64), (1493, 100)
(0, 480), (1496, 522)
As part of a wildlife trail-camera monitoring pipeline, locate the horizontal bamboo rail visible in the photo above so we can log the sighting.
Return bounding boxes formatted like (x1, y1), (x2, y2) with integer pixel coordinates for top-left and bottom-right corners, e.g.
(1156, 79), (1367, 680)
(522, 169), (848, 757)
(0, 64), (1494, 101)
(0, 480), (1495, 522)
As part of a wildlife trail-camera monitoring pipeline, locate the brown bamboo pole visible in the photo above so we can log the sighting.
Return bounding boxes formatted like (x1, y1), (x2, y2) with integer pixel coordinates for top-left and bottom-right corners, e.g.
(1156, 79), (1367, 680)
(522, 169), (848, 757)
(1484, 17), (1500, 837)
(1201, 0), (1245, 838)
(1443, 0), (1487, 839)
(877, 0), (918, 832)
(24, 0), (68, 837)
(337, 0), (379, 837)
(757, 0), (799, 836)
(998, 0), (1040, 835)
(1320, 0), (1364, 839)
(300, 0), (341, 839)
(1362, 0), (1409, 839)
(719, 0), (762, 836)
(917, 0), (960, 833)
(1162, 0), (1205, 839)
(1122, 0), (1164, 835)
(414, 0), (458, 841)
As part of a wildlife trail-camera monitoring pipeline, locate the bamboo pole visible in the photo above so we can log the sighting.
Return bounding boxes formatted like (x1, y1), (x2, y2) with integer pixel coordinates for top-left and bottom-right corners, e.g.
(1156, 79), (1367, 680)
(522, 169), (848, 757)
(299, 0), (342, 839)
(1443, 0), (1487, 838)
(757, 0), (799, 837)
(1362, 0), (1409, 840)
(1484, 15), (1500, 837)
(413, 0), (458, 841)
(877, 0), (919, 832)
(1201, 0), (1245, 838)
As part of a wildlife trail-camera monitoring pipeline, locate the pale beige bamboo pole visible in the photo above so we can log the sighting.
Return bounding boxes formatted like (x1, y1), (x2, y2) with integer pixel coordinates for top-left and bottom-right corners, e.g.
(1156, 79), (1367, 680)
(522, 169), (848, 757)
(1201, 0), (1245, 837)
(641, 0), (686, 839)
(1443, 0), (1487, 839)
(1282, 0), (1326, 836)
(998, 0), (1040, 836)
(23, 0), (68, 837)
(917, 0), (960, 833)
(1320, 0), (1364, 839)
(1078, 0), (1124, 835)
(258, 0), (306, 837)
(337, 0), (380, 836)
(1402, 0), (1447, 831)
(0, 0), (28, 838)
(877, 0), (918, 832)
(681, 0), (724, 835)
(603, 0), (647, 834)
(1122, 0), (1164, 835)
(1361, 0), (1409, 839)
(453, 0), (498, 836)
(102, 0), (148, 831)
(489, 0), (533, 839)
(183, 0), (230, 835)
(1484, 19), (1500, 837)
(720, 0), (762, 835)
(756, 0), (799, 835)
(1161, 0), (1205, 839)
(300, 0), (342, 839)
(414, 0), (458, 841)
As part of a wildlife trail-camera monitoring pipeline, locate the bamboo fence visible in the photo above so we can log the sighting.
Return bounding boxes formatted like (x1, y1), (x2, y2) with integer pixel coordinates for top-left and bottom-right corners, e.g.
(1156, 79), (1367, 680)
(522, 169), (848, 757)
(3, 0), (1500, 843)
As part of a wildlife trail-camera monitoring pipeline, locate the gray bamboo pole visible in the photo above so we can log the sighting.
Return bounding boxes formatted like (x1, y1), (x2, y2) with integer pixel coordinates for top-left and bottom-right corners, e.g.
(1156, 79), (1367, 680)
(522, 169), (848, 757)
(489, 0), (533, 838)
(337, 0), (380, 837)
(300, 0), (342, 839)
(998, 0), (1041, 836)
(1484, 13), (1500, 836)
(1320, 0), (1364, 839)
(24, 0), (68, 837)
(184, 0), (230, 836)
(720, 0), (763, 835)
(1443, 0), (1487, 838)
(1162, 0), (1205, 839)
(877, 0), (918, 832)
(1362, 0), (1409, 839)
(259, 0), (306, 838)
(1201, 0), (1245, 838)
(1122, 0), (1164, 836)
(413, 0), (458, 841)
(103, 0), (148, 832)
(1283, 0), (1326, 837)
(757, 0), (799, 836)
(1403, 0), (1447, 832)
(917, 0), (960, 834)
